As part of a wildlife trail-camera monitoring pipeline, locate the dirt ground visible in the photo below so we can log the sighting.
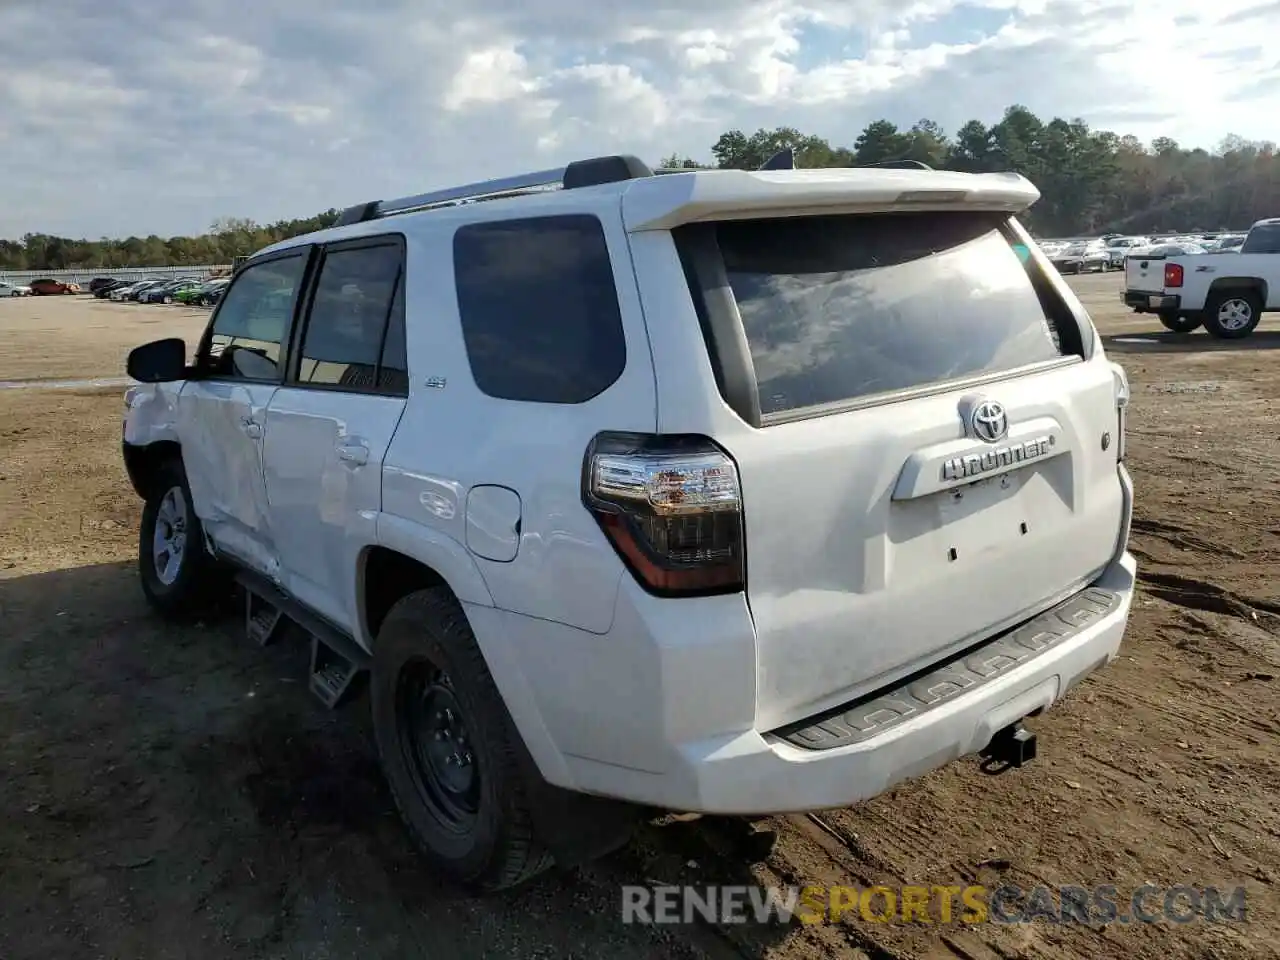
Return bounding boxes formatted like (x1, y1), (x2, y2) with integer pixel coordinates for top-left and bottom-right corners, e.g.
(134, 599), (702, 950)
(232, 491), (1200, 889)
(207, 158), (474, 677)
(1, 284), (1277, 960)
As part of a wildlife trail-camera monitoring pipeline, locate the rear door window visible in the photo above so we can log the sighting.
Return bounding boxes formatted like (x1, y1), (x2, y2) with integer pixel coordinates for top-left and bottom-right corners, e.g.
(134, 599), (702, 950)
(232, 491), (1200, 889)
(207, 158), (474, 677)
(694, 212), (1070, 417)
(295, 241), (403, 393)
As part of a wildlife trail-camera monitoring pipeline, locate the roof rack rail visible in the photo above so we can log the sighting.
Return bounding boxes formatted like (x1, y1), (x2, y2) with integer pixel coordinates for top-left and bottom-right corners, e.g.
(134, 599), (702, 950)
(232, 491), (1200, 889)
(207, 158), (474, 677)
(334, 154), (654, 226)
(859, 159), (932, 170)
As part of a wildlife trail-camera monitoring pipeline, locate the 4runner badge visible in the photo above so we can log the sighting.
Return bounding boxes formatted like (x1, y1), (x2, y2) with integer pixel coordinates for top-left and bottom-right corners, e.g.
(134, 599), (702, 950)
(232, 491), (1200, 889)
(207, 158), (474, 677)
(942, 435), (1055, 482)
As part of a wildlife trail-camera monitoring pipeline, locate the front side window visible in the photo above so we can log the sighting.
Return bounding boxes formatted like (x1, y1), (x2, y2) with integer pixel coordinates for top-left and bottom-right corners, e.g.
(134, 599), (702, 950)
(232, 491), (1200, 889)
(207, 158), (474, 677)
(204, 253), (307, 381)
(453, 215), (626, 404)
(687, 211), (1068, 417)
(296, 242), (404, 393)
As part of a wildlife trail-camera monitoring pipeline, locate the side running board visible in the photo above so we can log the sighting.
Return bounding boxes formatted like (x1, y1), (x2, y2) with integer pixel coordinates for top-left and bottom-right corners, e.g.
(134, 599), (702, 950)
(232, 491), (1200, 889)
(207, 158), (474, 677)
(234, 571), (372, 710)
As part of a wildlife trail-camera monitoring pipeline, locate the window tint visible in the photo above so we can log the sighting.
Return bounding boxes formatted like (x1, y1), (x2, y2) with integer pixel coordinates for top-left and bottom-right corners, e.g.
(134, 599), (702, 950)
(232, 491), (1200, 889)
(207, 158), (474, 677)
(377, 278), (409, 394)
(206, 253), (307, 381)
(1241, 224), (1280, 254)
(701, 212), (1067, 417)
(297, 243), (403, 392)
(453, 215), (626, 403)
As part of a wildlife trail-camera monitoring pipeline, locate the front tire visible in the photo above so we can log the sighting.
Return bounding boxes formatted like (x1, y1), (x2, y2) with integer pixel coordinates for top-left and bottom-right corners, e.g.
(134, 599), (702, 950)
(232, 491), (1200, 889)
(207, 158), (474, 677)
(138, 460), (227, 620)
(372, 588), (553, 892)
(1158, 312), (1202, 333)
(1203, 290), (1262, 339)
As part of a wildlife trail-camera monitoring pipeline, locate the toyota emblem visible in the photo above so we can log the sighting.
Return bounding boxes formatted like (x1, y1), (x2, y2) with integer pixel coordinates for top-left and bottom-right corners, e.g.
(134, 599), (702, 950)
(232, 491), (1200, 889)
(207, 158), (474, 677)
(970, 400), (1008, 443)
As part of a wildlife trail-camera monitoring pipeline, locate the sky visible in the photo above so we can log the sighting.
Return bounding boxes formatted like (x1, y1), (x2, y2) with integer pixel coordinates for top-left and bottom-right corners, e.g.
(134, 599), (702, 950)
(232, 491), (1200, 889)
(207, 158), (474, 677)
(1, 0), (1278, 239)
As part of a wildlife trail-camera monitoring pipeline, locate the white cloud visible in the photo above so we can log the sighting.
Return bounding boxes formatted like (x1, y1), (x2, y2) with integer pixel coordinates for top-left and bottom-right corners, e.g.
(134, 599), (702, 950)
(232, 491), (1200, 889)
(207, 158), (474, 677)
(0, 0), (1276, 238)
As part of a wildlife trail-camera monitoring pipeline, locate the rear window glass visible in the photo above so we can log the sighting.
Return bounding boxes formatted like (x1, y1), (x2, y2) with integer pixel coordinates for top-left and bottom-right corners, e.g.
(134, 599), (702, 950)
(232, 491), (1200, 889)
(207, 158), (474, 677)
(1241, 224), (1280, 254)
(708, 212), (1067, 417)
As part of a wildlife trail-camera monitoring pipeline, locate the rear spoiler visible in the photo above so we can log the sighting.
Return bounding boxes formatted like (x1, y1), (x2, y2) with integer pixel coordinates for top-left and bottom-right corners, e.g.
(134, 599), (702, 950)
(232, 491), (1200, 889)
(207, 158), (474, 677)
(621, 168), (1040, 232)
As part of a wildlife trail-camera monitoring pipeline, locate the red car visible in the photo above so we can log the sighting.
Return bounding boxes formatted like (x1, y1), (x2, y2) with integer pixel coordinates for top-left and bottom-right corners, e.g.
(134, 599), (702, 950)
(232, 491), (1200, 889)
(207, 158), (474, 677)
(28, 278), (81, 295)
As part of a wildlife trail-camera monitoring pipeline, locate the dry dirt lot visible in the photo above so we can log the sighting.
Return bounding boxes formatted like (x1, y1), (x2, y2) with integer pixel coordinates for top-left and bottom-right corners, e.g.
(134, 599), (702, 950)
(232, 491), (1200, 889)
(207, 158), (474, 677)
(1, 286), (1277, 960)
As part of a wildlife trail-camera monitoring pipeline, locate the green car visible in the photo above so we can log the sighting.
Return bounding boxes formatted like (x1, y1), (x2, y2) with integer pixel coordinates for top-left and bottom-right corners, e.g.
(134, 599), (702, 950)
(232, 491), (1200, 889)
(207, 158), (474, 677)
(175, 280), (228, 305)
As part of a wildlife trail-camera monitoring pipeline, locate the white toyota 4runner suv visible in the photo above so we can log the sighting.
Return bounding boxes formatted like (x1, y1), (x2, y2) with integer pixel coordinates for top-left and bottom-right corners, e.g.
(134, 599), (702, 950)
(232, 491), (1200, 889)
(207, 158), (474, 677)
(122, 154), (1137, 892)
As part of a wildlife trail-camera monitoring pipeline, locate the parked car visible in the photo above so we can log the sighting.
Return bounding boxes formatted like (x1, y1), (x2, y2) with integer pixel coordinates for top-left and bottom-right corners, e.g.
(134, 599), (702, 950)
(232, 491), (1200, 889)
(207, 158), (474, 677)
(1048, 241), (1110, 273)
(111, 280), (158, 301)
(29, 278), (79, 295)
(1102, 236), (1150, 269)
(123, 153), (1136, 893)
(141, 279), (202, 304)
(125, 280), (168, 302)
(94, 279), (132, 298)
(88, 278), (119, 294)
(175, 278), (229, 305)
(0, 280), (31, 297)
(1205, 234), (1246, 253)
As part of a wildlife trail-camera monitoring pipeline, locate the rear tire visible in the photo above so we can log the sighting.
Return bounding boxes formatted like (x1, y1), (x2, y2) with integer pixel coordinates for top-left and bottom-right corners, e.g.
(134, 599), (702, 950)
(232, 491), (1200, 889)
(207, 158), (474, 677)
(138, 460), (228, 621)
(1158, 312), (1202, 334)
(372, 587), (553, 893)
(1203, 290), (1262, 339)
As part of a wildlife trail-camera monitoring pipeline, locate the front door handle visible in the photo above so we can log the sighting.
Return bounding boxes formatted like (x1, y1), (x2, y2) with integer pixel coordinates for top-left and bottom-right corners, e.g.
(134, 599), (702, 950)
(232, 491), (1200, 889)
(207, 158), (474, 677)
(337, 442), (369, 465)
(240, 416), (262, 440)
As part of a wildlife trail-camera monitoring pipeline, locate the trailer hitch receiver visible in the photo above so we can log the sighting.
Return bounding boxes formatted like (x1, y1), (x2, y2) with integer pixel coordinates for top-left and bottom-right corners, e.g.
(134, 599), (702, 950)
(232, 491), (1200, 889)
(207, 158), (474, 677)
(979, 720), (1037, 773)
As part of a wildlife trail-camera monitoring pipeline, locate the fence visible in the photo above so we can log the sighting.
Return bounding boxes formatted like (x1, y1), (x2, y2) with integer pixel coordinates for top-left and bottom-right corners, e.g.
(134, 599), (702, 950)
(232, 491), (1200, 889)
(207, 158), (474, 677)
(0, 265), (230, 286)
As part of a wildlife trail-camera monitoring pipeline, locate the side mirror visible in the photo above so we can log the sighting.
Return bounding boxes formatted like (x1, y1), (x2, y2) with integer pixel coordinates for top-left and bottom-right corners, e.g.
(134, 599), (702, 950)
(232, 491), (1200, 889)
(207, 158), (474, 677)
(127, 338), (187, 382)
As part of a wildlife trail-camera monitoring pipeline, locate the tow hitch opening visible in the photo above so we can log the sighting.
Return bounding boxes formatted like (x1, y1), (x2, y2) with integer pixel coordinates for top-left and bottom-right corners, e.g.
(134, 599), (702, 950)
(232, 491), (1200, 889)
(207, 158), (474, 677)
(978, 720), (1037, 774)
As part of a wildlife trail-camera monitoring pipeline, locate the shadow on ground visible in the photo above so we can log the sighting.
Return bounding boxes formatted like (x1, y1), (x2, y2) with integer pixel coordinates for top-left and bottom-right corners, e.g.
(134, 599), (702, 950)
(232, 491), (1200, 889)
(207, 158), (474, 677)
(0, 561), (797, 960)
(1103, 329), (1280, 354)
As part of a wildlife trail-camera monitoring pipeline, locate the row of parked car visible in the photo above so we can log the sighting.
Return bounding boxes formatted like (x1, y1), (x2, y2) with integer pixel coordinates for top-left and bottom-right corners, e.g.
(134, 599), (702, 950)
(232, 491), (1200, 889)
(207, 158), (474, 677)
(90, 275), (229, 307)
(1039, 231), (1249, 275)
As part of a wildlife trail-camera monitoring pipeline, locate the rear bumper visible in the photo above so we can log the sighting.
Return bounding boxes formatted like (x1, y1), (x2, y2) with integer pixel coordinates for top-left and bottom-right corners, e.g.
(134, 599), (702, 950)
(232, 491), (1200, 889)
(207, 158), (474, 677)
(1123, 290), (1180, 311)
(476, 551), (1137, 816)
(656, 553), (1135, 814)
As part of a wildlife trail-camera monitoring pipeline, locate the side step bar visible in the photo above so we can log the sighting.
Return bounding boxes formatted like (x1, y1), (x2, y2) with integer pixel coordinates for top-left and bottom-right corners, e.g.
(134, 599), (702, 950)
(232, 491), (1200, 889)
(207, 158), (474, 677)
(234, 571), (371, 710)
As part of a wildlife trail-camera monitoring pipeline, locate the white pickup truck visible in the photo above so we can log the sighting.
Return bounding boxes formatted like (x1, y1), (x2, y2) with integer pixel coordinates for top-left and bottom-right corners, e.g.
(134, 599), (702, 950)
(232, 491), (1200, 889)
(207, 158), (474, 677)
(1122, 217), (1280, 337)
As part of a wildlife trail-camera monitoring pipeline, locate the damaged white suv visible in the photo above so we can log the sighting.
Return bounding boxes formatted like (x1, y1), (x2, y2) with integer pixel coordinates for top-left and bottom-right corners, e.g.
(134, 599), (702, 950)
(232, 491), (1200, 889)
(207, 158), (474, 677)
(122, 154), (1136, 892)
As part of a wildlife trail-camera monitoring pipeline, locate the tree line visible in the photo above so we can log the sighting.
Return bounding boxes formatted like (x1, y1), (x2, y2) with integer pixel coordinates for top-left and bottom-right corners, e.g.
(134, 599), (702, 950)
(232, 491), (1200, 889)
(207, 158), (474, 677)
(4, 104), (1277, 270)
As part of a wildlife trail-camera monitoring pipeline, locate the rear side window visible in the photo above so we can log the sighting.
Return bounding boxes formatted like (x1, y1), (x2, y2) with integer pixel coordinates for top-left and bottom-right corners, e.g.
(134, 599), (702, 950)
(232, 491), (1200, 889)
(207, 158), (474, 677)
(453, 215), (626, 403)
(688, 212), (1069, 418)
(1241, 223), (1280, 254)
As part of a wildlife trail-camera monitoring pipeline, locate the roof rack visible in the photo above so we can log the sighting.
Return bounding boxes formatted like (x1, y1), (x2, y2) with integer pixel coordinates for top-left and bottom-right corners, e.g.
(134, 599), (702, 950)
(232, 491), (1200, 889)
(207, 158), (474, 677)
(334, 154), (655, 226)
(859, 159), (932, 170)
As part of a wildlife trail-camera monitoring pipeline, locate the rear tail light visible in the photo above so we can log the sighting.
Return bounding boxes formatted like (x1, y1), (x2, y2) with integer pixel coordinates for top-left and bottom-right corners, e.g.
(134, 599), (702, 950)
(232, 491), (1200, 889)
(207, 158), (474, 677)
(1111, 363), (1129, 462)
(583, 432), (745, 596)
(1164, 262), (1183, 287)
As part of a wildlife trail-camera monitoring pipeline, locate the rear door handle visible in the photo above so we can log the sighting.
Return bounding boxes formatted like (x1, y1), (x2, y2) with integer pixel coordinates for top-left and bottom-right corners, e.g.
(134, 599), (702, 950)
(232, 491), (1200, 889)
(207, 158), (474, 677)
(337, 442), (369, 465)
(240, 416), (262, 439)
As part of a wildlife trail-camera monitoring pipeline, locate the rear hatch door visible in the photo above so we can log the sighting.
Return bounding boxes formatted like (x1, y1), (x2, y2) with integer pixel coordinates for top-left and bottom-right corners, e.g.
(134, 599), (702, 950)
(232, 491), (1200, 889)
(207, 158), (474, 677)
(667, 210), (1125, 729)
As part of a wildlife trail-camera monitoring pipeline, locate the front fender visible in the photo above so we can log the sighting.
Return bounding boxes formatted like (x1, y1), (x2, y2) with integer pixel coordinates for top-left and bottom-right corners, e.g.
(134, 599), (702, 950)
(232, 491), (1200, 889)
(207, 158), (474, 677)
(123, 382), (183, 448)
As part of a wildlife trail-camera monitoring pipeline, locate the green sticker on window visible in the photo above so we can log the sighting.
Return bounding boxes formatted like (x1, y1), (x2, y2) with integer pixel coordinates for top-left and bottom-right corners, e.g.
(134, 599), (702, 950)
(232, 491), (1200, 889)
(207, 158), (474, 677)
(1011, 243), (1031, 263)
